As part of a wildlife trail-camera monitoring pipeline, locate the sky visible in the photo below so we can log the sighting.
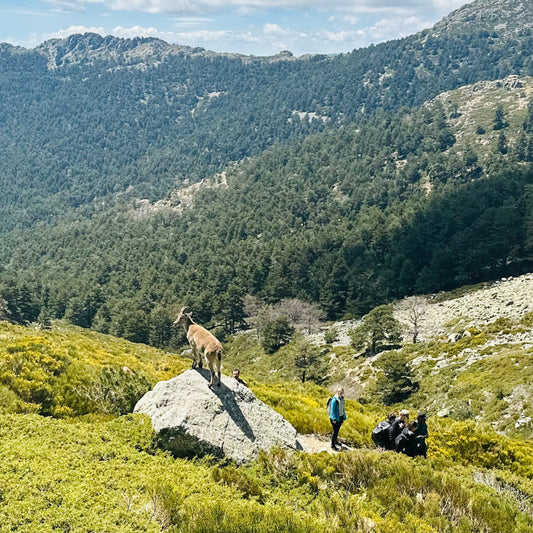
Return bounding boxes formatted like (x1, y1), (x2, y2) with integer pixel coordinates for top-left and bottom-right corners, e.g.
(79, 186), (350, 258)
(0, 0), (473, 57)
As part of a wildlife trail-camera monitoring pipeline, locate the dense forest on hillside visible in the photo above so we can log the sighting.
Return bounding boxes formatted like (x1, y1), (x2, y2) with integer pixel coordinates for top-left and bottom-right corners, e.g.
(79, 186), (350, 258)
(2, 0), (533, 346)
(1, 96), (532, 344)
(2, 20), (533, 232)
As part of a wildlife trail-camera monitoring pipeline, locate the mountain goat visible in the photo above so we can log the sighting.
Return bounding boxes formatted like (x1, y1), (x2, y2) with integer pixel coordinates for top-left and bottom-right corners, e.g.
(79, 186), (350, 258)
(173, 306), (222, 388)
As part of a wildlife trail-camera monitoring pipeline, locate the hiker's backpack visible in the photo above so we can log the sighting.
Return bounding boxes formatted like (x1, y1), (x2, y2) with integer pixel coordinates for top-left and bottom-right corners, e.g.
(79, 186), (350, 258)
(326, 396), (333, 416)
(371, 421), (391, 447)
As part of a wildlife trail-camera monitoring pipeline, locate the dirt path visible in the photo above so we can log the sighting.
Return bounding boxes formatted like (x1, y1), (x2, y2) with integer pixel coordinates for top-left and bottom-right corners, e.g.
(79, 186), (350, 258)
(296, 433), (354, 453)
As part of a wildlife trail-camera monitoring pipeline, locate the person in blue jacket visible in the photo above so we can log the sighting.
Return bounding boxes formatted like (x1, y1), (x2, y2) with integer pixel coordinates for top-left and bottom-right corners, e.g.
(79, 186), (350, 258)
(328, 387), (347, 450)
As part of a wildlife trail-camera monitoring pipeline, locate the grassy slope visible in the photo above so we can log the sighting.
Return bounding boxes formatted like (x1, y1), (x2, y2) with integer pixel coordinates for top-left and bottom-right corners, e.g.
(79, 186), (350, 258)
(327, 279), (533, 440)
(0, 320), (189, 382)
(0, 413), (532, 532)
(435, 75), (533, 160)
(0, 317), (533, 531)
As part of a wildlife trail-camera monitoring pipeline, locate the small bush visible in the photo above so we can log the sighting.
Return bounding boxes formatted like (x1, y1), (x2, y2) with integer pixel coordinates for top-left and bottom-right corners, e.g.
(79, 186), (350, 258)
(211, 464), (264, 501)
(324, 327), (338, 344)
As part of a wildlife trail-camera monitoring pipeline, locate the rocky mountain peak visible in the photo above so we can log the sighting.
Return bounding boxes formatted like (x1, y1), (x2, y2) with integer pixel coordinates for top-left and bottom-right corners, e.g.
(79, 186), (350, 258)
(432, 0), (533, 38)
(35, 32), (206, 70)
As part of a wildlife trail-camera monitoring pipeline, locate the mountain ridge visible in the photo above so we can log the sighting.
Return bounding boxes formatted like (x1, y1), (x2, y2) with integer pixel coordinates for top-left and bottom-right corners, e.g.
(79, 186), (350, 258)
(433, 0), (533, 38)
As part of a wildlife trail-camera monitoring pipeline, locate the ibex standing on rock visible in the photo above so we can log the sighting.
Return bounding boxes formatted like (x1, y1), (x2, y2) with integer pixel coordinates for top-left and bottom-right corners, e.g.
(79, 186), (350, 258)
(173, 306), (222, 388)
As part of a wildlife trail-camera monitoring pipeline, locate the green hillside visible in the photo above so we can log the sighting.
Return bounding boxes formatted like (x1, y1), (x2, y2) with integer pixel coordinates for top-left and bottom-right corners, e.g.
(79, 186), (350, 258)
(0, 321), (188, 417)
(2, 76), (532, 340)
(0, 319), (532, 532)
(1, 1), (533, 530)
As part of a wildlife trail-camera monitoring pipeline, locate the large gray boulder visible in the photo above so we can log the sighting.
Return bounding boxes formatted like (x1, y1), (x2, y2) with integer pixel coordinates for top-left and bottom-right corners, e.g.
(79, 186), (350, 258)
(134, 369), (301, 464)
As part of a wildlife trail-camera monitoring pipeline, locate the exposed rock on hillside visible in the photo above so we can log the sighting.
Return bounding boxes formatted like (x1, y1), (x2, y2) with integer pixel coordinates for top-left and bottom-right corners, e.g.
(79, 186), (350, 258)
(134, 368), (300, 464)
(318, 274), (533, 348)
(317, 274), (533, 425)
(432, 0), (533, 39)
(131, 172), (229, 220)
(396, 273), (533, 341)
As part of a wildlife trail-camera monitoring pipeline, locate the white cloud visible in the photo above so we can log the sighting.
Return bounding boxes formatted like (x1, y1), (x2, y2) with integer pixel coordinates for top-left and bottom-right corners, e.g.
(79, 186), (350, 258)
(342, 14), (359, 26)
(172, 17), (214, 28)
(42, 1), (470, 16)
(112, 24), (173, 38)
(360, 15), (432, 41)
(319, 29), (355, 43)
(29, 1), (471, 55)
(172, 29), (229, 41)
(43, 0), (87, 12)
(262, 23), (290, 36)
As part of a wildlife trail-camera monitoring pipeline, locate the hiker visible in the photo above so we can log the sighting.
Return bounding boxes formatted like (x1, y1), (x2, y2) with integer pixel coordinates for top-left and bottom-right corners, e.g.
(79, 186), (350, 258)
(371, 413), (397, 450)
(388, 409), (409, 446)
(414, 412), (428, 457)
(232, 368), (247, 386)
(328, 387), (347, 450)
(395, 420), (419, 457)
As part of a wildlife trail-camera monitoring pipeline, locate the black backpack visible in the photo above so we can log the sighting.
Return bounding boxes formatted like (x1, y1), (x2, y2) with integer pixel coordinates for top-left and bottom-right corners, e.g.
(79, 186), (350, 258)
(371, 421), (391, 447)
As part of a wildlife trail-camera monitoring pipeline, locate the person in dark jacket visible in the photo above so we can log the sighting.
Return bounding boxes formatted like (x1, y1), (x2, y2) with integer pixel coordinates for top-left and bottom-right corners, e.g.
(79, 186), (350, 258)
(395, 420), (419, 457)
(328, 387), (347, 450)
(388, 409), (409, 447)
(371, 412), (397, 450)
(414, 412), (428, 457)
(232, 368), (247, 386)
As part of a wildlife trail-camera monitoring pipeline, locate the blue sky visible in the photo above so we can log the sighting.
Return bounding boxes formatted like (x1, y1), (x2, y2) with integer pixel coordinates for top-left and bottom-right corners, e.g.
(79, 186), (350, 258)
(1, 1), (472, 56)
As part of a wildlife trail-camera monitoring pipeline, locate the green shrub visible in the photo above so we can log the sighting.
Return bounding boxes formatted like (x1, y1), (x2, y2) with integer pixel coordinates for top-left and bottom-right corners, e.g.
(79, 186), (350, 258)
(211, 464), (264, 501)
(372, 352), (419, 405)
(261, 316), (295, 354)
(324, 327), (338, 344)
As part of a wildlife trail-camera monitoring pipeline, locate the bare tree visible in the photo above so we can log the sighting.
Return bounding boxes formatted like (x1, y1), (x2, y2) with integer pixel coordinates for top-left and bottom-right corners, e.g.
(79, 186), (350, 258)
(243, 295), (326, 338)
(277, 298), (325, 333)
(243, 295), (278, 342)
(397, 296), (428, 344)
(243, 294), (262, 323)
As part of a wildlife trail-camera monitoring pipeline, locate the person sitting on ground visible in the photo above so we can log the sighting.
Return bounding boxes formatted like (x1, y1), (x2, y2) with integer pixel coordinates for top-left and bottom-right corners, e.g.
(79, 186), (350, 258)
(328, 387), (347, 451)
(388, 409), (409, 447)
(395, 420), (419, 457)
(232, 368), (247, 386)
(414, 412), (428, 458)
(384, 412), (398, 450)
(371, 412), (397, 450)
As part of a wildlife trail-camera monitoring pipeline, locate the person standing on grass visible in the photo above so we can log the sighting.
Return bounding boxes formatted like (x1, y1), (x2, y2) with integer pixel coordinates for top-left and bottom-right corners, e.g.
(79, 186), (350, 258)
(414, 412), (429, 457)
(328, 387), (347, 450)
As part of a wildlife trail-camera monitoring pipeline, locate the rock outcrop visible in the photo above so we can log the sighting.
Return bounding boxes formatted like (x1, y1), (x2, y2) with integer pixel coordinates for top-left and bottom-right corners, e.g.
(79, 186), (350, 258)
(395, 273), (533, 342)
(134, 369), (301, 464)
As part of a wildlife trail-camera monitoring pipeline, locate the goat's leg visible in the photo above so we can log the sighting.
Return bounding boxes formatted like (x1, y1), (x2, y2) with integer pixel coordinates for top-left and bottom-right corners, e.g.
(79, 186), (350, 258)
(191, 347), (200, 369)
(215, 352), (221, 387)
(197, 348), (203, 369)
(207, 356), (215, 388)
